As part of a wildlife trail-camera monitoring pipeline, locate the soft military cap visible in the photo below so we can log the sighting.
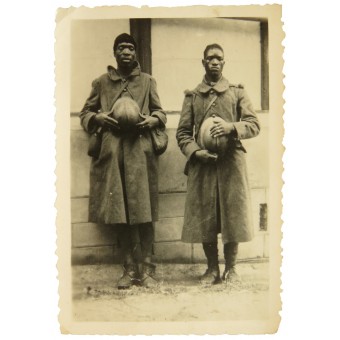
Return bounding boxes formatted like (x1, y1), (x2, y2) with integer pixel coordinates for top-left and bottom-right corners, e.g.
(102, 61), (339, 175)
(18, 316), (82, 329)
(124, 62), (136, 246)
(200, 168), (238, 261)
(113, 33), (137, 51)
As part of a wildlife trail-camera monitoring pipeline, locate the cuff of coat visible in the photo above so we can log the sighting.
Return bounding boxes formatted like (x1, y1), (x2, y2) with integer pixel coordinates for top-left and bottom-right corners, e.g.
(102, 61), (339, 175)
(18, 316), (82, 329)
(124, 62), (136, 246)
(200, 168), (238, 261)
(183, 142), (201, 161)
(232, 122), (244, 140)
(151, 111), (167, 128)
(81, 112), (97, 134)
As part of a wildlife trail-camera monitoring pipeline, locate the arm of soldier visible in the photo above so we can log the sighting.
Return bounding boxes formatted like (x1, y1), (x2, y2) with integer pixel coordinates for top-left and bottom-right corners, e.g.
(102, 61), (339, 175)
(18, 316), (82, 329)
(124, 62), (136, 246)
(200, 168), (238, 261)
(80, 78), (120, 132)
(194, 149), (218, 163)
(149, 77), (167, 128)
(176, 93), (201, 160)
(233, 88), (261, 139)
(79, 78), (102, 134)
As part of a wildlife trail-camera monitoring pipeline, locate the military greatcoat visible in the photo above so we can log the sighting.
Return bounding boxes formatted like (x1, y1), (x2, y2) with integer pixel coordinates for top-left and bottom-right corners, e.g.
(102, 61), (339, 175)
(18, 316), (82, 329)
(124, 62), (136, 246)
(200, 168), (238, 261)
(176, 76), (260, 243)
(80, 64), (166, 225)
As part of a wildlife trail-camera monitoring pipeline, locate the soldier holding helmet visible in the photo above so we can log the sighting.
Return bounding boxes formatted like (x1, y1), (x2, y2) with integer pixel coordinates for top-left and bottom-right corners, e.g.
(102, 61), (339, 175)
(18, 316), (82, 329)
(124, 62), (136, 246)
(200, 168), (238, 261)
(80, 33), (166, 289)
(176, 43), (260, 285)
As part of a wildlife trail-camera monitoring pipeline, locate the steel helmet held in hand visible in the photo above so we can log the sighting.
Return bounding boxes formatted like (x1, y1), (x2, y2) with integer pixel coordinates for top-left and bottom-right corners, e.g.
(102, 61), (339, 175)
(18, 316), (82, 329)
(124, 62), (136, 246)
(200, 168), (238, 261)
(111, 97), (142, 130)
(198, 115), (229, 154)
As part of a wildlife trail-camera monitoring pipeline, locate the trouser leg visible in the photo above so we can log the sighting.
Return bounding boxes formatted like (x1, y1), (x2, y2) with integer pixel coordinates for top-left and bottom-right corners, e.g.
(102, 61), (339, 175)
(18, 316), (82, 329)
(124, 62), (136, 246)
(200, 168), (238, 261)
(202, 242), (219, 270)
(138, 222), (154, 263)
(223, 242), (238, 268)
(117, 225), (134, 264)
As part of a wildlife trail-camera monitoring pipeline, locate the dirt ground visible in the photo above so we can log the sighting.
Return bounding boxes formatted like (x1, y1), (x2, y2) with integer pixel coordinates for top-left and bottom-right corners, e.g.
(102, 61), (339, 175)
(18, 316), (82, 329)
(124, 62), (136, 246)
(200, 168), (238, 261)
(72, 261), (269, 322)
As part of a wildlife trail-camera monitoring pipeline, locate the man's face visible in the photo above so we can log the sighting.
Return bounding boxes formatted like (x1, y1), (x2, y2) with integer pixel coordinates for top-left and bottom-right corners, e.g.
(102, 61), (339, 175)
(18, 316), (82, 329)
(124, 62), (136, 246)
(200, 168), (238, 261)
(202, 48), (225, 78)
(114, 42), (136, 68)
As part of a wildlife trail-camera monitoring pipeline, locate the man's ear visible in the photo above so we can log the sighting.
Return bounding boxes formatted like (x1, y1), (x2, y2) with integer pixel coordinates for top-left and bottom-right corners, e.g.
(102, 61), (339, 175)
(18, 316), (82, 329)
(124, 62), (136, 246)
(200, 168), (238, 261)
(202, 59), (206, 67)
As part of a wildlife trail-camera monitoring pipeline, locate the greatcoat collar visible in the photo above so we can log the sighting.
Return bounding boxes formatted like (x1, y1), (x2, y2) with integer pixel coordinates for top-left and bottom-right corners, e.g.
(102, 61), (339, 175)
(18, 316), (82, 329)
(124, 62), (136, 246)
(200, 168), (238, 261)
(195, 76), (230, 94)
(107, 62), (141, 81)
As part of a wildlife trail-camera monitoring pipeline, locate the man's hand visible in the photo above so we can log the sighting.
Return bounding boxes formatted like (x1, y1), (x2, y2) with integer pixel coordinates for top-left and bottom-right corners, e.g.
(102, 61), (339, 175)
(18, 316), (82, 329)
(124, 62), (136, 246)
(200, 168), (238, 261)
(94, 112), (120, 131)
(210, 117), (234, 138)
(136, 115), (159, 130)
(194, 150), (218, 163)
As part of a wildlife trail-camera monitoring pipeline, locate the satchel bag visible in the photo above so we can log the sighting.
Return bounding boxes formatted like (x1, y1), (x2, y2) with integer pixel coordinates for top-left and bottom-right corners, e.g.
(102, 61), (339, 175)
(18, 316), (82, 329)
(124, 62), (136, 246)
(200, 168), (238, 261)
(150, 127), (168, 155)
(87, 81), (130, 159)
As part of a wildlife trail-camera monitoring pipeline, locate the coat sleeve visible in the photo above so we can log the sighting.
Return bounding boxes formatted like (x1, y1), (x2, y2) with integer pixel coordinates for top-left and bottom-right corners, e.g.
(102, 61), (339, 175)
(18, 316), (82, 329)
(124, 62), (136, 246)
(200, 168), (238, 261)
(79, 78), (101, 134)
(149, 77), (167, 128)
(176, 93), (201, 160)
(233, 88), (261, 139)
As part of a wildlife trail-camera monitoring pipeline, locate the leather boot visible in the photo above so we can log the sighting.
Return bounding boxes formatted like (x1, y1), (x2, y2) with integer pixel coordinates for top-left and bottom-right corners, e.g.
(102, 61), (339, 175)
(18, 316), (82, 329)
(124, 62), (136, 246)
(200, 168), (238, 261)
(222, 242), (241, 283)
(117, 263), (139, 289)
(139, 262), (158, 288)
(200, 263), (221, 285)
(200, 243), (222, 285)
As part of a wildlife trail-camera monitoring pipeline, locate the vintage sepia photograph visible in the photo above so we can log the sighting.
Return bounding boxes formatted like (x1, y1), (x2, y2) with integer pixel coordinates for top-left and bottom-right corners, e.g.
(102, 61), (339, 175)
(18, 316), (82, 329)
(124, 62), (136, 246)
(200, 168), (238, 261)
(55, 5), (284, 334)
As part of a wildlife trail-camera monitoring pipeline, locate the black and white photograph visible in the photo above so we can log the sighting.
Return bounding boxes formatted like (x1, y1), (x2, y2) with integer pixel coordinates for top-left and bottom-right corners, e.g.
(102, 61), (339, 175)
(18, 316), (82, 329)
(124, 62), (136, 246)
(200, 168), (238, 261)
(5, 1), (340, 339)
(55, 5), (283, 334)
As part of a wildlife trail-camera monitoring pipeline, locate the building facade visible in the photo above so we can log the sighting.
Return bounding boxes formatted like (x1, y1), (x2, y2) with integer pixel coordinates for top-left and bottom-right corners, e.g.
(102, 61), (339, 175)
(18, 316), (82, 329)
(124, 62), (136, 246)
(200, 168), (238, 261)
(70, 18), (269, 264)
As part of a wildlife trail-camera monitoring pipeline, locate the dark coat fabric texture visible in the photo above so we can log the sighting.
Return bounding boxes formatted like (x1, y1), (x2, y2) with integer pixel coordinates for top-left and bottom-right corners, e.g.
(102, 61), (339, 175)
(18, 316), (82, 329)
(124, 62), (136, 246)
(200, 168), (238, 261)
(80, 64), (166, 225)
(176, 76), (260, 244)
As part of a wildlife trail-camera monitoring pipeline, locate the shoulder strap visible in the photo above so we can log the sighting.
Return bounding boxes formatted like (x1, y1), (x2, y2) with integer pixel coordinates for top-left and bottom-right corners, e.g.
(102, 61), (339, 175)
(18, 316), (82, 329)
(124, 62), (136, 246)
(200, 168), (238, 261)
(195, 94), (218, 138)
(108, 80), (130, 114)
(204, 95), (218, 117)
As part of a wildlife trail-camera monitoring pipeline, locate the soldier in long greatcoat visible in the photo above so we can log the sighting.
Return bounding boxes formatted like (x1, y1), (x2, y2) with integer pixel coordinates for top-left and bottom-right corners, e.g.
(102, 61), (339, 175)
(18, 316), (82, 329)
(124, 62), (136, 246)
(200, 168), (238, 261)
(176, 43), (260, 285)
(80, 33), (166, 289)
